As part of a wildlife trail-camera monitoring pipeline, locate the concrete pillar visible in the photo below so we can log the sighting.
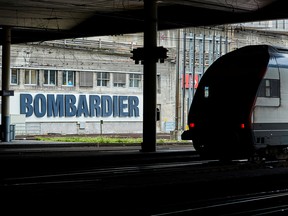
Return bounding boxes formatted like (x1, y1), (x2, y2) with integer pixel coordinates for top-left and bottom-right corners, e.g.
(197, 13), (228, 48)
(1, 26), (11, 142)
(141, 0), (157, 152)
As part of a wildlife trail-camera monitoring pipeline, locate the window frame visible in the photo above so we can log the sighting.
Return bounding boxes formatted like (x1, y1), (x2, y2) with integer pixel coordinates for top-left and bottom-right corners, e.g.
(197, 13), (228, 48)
(24, 69), (38, 85)
(62, 70), (75, 86)
(10, 68), (19, 85)
(258, 78), (280, 98)
(129, 73), (141, 88)
(97, 72), (110, 87)
(44, 69), (57, 86)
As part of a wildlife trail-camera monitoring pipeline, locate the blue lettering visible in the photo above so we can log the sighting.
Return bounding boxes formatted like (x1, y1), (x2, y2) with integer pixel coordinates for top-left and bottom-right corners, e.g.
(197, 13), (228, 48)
(128, 96), (140, 117)
(119, 96), (128, 117)
(77, 95), (89, 117)
(20, 94), (33, 117)
(19, 94), (140, 119)
(89, 95), (100, 117)
(113, 96), (119, 117)
(47, 94), (64, 117)
(65, 95), (76, 117)
(101, 95), (112, 117)
(34, 94), (46, 117)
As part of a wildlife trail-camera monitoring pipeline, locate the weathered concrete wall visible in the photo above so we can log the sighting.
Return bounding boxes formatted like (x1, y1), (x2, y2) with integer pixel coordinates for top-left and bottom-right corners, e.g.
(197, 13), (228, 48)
(1, 25), (288, 136)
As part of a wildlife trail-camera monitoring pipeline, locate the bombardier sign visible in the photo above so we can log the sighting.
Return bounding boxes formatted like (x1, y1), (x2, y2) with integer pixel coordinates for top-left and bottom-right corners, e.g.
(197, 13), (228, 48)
(11, 93), (142, 122)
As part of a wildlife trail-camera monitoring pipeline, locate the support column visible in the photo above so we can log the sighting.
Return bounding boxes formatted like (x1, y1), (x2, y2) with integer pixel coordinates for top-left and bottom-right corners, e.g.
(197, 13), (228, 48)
(174, 29), (181, 140)
(1, 26), (11, 142)
(141, 0), (157, 152)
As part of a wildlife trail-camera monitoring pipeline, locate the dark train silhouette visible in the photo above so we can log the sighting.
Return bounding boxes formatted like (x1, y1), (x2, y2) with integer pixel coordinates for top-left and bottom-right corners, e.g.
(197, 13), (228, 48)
(181, 45), (288, 160)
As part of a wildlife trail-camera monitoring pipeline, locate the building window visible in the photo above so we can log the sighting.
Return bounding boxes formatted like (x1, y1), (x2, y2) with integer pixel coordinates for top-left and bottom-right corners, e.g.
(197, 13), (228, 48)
(129, 74), (141, 88)
(44, 70), (57, 85)
(63, 71), (75, 86)
(11, 68), (19, 85)
(80, 72), (93, 87)
(157, 74), (161, 93)
(97, 72), (110, 87)
(113, 73), (126, 87)
(258, 79), (280, 98)
(25, 69), (38, 85)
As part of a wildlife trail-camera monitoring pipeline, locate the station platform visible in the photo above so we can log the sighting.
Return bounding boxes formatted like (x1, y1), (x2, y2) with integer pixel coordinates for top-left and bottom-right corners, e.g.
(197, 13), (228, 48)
(0, 139), (197, 167)
(0, 139), (198, 186)
(0, 139), (194, 153)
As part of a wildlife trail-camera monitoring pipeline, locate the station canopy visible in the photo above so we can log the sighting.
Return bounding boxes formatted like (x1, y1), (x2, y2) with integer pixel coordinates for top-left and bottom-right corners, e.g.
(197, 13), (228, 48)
(0, 0), (287, 44)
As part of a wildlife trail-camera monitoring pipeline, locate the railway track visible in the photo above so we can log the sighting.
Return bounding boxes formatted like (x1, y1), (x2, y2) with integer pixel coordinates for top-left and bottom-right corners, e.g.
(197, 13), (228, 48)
(2, 149), (288, 215)
(2, 156), (288, 186)
(152, 189), (288, 216)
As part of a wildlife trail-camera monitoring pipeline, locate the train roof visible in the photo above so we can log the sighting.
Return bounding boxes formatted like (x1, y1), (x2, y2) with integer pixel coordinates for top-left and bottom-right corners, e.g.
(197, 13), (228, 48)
(234, 44), (288, 54)
(236, 45), (288, 68)
(233, 45), (288, 59)
(268, 45), (288, 54)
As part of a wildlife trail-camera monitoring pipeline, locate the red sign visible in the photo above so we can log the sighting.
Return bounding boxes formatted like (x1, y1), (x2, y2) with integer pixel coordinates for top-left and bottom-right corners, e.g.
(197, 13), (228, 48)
(182, 74), (198, 89)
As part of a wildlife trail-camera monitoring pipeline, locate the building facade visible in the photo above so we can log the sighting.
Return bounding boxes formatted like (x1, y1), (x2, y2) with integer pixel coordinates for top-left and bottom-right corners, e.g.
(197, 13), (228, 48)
(2, 20), (288, 136)
(2, 37), (177, 136)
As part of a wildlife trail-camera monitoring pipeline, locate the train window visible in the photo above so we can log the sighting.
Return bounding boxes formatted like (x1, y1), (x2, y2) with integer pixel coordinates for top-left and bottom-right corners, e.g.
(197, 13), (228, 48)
(270, 79), (280, 97)
(256, 137), (265, 144)
(265, 80), (271, 97)
(257, 79), (280, 98)
(204, 86), (209, 98)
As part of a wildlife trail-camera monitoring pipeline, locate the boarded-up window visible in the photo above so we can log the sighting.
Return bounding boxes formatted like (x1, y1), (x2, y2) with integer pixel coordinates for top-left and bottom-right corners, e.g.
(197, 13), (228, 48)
(80, 72), (93, 87)
(113, 73), (126, 87)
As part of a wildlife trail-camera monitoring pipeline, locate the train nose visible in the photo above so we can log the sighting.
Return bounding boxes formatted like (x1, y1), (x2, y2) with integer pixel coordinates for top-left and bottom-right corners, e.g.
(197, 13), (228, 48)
(181, 130), (192, 140)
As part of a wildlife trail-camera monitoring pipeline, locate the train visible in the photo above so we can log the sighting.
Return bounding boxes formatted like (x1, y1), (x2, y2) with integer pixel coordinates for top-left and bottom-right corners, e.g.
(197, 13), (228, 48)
(181, 44), (288, 160)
